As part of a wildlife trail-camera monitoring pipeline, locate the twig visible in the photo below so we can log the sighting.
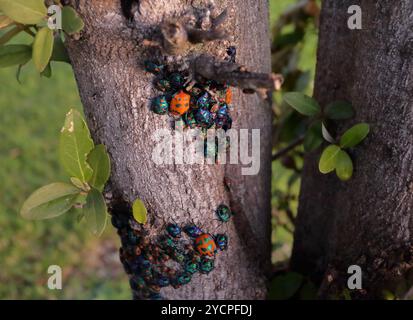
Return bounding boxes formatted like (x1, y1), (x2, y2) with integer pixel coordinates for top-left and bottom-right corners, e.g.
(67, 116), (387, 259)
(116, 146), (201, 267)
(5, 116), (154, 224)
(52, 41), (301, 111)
(272, 135), (305, 161)
(285, 208), (296, 226)
(193, 54), (283, 95)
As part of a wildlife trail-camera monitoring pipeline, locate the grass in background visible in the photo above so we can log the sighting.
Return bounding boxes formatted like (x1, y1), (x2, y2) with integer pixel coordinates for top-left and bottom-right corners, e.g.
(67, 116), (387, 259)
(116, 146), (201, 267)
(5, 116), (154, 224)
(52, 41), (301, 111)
(0, 33), (129, 299)
(270, 0), (318, 264)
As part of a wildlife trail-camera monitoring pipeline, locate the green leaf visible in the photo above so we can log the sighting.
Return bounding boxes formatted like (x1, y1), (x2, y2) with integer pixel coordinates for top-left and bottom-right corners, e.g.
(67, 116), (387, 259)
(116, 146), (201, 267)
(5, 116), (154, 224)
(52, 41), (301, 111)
(283, 92), (321, 117)
(59, 109), (94, 183)
(62, 6), (84, 35)
(340, 123), (370, 148)
(51, 35), (70, 63)
(319, 144), (341, 174)
(16, 64), (23, 83)
(87, 144), (111, 192)
(40, 62), (52, 78)
(0, 14), (14, 29)
(21, 182), (80, 220)
(268, 272), (304, 300)
(335, 150), (353, 181)
(325, 101), (354, 120)
(0, 0), (46, 25)
(83, 188), (108, 236)
(322, 122), (335, 143)
(32, 27), (54, 72)
(132, 198), (147, 225)
(73, 192), (88, 207)
(304, 122), (323, 152)
(0, 44), (31, 68)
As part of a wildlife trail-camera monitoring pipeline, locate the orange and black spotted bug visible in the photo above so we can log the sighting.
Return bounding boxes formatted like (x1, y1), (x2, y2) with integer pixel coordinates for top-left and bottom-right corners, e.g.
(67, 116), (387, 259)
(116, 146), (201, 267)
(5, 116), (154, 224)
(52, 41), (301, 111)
(170, 90), (190, 115)
(194, 233), (217, 257)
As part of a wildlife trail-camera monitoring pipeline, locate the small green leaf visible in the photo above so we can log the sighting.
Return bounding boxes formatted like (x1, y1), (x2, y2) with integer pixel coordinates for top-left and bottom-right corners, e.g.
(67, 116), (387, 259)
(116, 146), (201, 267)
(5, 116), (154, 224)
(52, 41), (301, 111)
(304, 122), (322, 152)
(0, 44), (31, 68)
(32, 27), (54, 72)
(40, 62), (52, 78)
(21, 182), (80, 220)
(59, 109), (94, 183)
(0, 14), (14, 29)
(132, 198), (147, 225)
(325, 101), (354, 120)
(336, 150), (353, 181)
(51, 35), (70, 63)
(70, 177), (90, 191)
(284, 92), (321, 116)
(268, 272), (304, 300)
(322, 122), (335, 143)
(62, 6), (84, 35)
(83, 188), (108, 236)
(87, 144), (111, 192)
(340, 123), (370, 148)
(319, 144), (341, 174)
(0, 0), (47, 25)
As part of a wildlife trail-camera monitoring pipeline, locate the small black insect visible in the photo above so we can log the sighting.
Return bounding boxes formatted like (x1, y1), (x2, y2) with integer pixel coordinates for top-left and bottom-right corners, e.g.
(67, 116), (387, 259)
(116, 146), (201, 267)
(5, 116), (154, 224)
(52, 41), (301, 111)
(120, 0), (141, 21)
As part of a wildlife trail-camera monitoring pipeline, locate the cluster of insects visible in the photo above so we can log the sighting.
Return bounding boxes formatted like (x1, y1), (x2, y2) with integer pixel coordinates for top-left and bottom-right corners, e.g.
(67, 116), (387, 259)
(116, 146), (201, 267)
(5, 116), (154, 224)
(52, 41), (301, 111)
(112, 204), (233, 300)
(145, 52), (235, 135)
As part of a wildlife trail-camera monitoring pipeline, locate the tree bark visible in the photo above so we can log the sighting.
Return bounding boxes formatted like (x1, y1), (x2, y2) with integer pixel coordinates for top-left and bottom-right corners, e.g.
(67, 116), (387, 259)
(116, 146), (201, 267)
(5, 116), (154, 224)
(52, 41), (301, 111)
(291, 0), (413, 298)
(65, 0), (272, 299)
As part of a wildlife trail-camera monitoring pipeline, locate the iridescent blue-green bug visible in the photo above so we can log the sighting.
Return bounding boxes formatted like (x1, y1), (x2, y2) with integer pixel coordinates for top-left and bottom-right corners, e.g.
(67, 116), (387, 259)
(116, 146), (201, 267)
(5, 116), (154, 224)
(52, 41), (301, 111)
(183, 224), (203, 238)
(183, 111), (197, 128)
(129, 276), (145, 290)
(216, 204), (232, 222)
(166, 223), (181, 238)
(127, 229), (140, 245)
(169, 73), (185, 90)
(217, 103), (229, 116)
(199, 258), (215, 274)
(197, 93), (210, 109)
(138, 260), (152, 277)
(155, 78), (172, 92)
(214, 234), (228, 251)
(173, 252), (185, 264)
(151, 95), (169, 115)
(149, 293), (163, 300)
(215, 113), (232, 131)
(176, 272), (192, 285)
(185, 260), (199, 274)
(144, 60), (164, 74)
(195, 108), (214, 128)
(156, 276), (170, 287)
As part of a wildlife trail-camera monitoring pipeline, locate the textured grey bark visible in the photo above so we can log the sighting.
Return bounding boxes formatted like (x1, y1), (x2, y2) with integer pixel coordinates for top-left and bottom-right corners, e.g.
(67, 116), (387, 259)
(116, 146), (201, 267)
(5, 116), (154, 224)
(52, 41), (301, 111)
(65, 0), (272, 299)
(291, 0), (413, 298)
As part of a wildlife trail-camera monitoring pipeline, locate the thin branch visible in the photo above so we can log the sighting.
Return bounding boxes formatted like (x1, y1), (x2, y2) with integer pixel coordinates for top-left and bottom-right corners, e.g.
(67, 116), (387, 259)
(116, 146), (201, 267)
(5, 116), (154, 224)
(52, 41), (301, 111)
(193, 54), (283, 95)
(285, 208), (296, 226)
(272, 135), (305, 161)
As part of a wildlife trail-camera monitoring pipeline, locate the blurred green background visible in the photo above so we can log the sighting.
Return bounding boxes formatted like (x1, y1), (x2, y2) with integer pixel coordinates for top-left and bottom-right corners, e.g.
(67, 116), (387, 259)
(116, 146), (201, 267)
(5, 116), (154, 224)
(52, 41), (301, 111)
(0, 0), (317, 299)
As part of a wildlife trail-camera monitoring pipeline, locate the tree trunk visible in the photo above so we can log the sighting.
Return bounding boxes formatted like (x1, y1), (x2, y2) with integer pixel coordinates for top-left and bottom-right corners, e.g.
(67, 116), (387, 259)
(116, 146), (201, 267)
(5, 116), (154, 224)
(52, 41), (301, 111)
(65, 0), (272, 299)
(291, 0), (413, 298)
